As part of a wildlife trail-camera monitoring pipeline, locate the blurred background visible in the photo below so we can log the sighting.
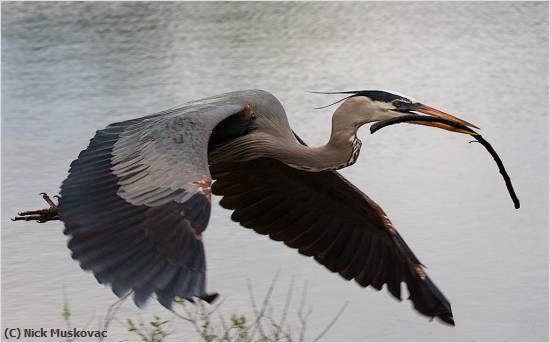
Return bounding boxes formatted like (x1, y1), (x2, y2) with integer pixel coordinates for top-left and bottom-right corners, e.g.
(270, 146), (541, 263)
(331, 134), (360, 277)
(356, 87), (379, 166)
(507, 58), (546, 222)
(2, 2), (548, 341)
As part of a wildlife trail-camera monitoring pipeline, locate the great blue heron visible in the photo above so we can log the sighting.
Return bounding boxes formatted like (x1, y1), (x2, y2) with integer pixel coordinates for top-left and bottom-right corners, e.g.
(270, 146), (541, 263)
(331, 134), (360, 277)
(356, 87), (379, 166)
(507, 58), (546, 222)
(14, 89), (487, 326)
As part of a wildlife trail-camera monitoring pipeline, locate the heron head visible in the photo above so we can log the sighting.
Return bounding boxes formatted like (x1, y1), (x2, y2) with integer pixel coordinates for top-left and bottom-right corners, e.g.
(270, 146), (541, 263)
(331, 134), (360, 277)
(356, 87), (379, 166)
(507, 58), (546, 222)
(325, 90), (479, 134)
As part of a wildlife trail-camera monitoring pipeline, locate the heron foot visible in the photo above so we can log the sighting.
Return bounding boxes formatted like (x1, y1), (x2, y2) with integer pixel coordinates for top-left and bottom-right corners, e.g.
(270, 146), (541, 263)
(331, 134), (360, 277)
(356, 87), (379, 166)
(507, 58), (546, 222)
(12, 193), (60, 223)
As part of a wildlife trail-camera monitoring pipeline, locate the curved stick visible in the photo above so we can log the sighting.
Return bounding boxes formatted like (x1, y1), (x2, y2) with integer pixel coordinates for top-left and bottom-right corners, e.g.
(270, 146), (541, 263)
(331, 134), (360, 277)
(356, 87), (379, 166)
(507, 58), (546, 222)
(370, 115), (520, 209)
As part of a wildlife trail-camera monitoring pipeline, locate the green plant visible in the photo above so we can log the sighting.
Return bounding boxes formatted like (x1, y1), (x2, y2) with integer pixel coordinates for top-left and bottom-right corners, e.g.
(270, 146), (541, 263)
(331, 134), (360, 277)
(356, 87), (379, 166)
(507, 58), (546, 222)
(167, 272), (348, 341)
(127, 316), (173, 342)
(59, 272), (347, 342)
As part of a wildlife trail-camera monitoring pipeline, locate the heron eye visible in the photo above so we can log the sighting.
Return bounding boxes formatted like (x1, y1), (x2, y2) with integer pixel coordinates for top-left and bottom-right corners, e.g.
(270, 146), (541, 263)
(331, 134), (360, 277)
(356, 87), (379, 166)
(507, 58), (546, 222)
(393, 100), (402, 108)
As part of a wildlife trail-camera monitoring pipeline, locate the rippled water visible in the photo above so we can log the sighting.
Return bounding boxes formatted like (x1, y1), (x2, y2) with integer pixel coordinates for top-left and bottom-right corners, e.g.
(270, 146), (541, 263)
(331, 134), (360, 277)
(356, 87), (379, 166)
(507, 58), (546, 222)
(2, 2), (548, 341)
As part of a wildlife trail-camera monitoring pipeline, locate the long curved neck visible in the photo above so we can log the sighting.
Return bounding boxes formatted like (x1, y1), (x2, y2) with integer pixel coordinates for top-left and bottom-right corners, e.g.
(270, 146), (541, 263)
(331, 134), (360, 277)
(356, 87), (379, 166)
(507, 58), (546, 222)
(283, 137), (361, 172)
(209, 101), (368, 172)
(274, 105), (363, 172)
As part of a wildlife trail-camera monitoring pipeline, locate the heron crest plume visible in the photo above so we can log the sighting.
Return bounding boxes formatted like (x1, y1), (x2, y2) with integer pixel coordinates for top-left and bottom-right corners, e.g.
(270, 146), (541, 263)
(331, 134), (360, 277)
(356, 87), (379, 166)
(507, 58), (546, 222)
(310, 90), (415, 109)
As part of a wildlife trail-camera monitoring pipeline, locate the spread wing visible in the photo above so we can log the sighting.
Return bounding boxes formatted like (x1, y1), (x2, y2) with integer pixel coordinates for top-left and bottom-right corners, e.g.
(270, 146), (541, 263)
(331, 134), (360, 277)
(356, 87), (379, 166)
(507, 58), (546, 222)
(58, 92), (257, 308)
(210, 157), (455, 325)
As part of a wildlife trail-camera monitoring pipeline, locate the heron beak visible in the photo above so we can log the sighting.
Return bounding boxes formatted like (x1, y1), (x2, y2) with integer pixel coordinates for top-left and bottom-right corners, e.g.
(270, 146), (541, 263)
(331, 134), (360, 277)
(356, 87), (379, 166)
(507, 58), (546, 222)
(409, 103), (480, 135)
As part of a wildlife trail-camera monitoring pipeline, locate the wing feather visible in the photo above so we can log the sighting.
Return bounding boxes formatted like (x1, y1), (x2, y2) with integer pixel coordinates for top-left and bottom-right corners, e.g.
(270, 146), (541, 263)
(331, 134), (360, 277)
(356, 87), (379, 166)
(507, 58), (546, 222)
(58, 91), (273, 307)
(210, 156), (455, 325)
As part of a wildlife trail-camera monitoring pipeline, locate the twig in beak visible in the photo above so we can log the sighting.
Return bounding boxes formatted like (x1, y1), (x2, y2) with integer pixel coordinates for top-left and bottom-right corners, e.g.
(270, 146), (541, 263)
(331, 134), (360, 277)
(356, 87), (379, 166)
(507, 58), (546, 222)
(370, 114), (520, 209)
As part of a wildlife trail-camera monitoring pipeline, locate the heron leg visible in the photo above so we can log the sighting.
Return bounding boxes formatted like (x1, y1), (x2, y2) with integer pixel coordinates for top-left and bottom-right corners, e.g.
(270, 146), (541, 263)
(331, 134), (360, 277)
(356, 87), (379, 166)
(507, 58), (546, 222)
(12, 193), (60, 223)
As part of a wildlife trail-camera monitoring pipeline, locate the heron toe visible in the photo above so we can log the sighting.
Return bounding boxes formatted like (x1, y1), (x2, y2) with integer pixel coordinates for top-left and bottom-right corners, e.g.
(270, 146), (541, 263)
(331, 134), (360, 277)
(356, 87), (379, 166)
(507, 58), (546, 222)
(12, 192), (59, 223)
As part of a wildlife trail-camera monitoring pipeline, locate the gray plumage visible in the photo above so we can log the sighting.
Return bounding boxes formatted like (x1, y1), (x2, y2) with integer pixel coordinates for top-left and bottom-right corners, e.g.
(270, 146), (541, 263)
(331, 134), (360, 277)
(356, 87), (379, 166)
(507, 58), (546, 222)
(47, 89), (483, 325)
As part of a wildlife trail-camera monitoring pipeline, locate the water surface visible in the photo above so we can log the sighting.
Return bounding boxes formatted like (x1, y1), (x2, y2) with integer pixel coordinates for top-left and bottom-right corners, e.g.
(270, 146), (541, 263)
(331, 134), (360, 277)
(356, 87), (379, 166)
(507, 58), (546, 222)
(2, 2), (548, 341)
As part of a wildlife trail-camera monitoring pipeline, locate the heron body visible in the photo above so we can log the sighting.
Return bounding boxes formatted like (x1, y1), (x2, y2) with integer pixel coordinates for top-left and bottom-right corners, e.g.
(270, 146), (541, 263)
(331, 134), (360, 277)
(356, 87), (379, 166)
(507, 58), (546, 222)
(25, 89), (483, 326)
